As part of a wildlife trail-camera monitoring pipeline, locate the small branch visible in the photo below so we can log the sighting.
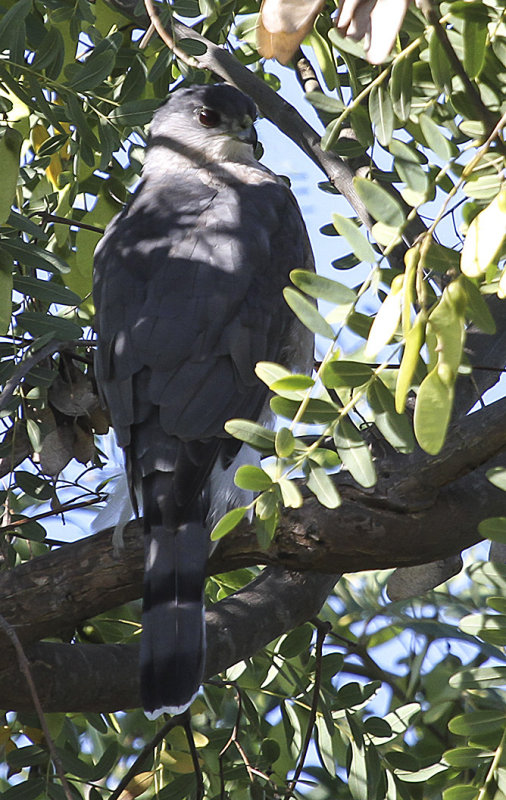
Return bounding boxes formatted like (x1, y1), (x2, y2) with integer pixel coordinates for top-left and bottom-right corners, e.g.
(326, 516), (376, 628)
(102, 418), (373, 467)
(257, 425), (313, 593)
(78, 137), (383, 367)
(184, 715), (205, 800)
(284, 619), (330, 800)
(219, 685), (255, 787)
(108, 712), (188, 800)
(3, 495), (106, 534)
(0, 612), (74, 800)
(36, 211), (105, 234)
(143, 0), (200, 68)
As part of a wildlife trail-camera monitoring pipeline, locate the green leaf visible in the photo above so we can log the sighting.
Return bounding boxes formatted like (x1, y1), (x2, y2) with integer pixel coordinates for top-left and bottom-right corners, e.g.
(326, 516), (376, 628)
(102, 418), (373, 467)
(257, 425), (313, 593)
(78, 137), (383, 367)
(178, 38), (207, 56)
(391, 139), (429, 202)
(275, 427), (296, 457)
(363, 717), (392, 738)
(390, 55), (413, 122)
(442, 787), (478, 800)
(2, 239), (70, 273)
(306, 461), (341, 508)
(210, 507), (247, 540)
(450, 666), (506, 689)
(15, 470), (54, 500)
(321, 359), (374, 389)
(279, 624), (313, 658)
(369, 84), (394, 147)
(459, 611), (506, 645)
(0, 126), (22, 224)
(428, 29), (452, 90)
(460, 276), (496, 334)
(16, 311), (82, 341)
(443, 746), (492, 767)
(463, 17), (487, 78)
(332, 214), (377, 263)
(395, 311), (426, 412)
(368, 379), (415, 453)
(364, 277), (403, 358)
(290, 269), (356, 306)
(305, 91), (345, 115)
(271, 374), (314, 393)
(478, 517), (506, 542)
(224, 419), (276, 452)
(353, 177), (405, 228)
(461, 187), (506, 278)
(283, 287), (335, 339)
(0, 255), (12, 335)
(67, 36), (120, 90)
(448, 711), (506, 737)
(348, 739), (368, 800)
(255, 489), (278, 521)
(261, 738), (281, 764)
(234, 465), (273, 492)
(110, 99), (160, 127)
(333, 416), (376, 488)
(419, 115), (456, 161)
(424, 242), (460, 273)
(255, 361), (291, 387)
(0, 0), (32, 50)
(13, 275), (81, 306)
(487, 467), (506, 492)
(1, 778), (46, 800)
(414, 366), (453, 455)
(277, 477), (303, 508)
(396, 763), (450, 782)
(271, 396), (339, 425)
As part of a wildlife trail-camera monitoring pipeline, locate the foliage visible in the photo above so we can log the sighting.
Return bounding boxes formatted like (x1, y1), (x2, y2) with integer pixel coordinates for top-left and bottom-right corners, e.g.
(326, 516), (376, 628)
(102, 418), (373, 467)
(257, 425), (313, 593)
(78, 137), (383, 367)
(0, 0), (505, 795)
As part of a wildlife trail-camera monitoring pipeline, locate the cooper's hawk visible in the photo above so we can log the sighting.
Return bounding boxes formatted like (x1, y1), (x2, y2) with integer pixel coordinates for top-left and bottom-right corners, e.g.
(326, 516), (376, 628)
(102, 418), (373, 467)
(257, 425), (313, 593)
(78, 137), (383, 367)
(93, 84), (314, 718)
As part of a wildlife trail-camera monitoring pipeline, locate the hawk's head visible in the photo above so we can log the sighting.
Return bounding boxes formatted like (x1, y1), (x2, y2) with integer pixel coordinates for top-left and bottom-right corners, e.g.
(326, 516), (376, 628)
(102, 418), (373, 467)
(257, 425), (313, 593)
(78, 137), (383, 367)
(148, 84), (259, 167)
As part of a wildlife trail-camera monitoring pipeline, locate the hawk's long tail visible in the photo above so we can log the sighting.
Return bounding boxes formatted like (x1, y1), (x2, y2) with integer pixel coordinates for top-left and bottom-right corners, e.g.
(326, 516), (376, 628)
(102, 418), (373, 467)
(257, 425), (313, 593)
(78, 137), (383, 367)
(140, 471), (209, 718)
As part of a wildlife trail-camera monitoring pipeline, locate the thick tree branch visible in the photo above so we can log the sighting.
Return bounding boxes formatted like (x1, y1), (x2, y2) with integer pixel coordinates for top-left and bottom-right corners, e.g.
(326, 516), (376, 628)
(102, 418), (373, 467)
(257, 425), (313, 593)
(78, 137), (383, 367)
(0, 568), (338, 712)
(1, 396), (504, 661)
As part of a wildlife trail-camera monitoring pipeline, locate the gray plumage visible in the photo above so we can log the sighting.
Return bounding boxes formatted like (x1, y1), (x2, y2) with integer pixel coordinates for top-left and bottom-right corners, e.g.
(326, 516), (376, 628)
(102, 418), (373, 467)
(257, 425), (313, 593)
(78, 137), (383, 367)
(93, 83), (314, 717)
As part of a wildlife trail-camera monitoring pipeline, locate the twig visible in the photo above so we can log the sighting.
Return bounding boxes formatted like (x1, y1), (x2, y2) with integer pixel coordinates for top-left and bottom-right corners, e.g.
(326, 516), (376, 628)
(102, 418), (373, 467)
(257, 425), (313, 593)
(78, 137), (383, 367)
(219, 685), (255, 792)
(284, 619), (330, 800)
(36, 211), (105, 234)
(184, 714), (205, 800)
(108, 712), (188, 800)
(2, 495), (106, 534)
(0, 612), (74, 800)
(143, 0), (200, 68)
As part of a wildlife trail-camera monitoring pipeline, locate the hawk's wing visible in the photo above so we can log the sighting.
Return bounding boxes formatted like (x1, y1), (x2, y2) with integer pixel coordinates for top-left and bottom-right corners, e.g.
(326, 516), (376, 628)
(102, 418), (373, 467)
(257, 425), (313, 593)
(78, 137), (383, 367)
(94, 172), (313, 486)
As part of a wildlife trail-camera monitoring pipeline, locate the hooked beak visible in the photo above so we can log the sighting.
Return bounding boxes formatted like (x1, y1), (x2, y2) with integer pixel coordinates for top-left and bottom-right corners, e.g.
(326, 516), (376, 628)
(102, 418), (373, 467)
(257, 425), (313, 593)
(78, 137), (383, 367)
(236, 122), (258, 148)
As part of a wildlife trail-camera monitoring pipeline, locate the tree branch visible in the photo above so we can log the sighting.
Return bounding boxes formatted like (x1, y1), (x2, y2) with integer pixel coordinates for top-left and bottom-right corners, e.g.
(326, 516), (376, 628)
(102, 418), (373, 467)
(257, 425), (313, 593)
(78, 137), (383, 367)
(0, 568), (338, 712)
(1, 396), (504, 661)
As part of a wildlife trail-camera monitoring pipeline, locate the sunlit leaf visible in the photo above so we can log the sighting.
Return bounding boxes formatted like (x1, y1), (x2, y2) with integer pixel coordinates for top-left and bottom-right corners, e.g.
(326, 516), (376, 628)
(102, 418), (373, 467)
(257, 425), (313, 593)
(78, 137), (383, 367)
(369, 84), (394, 147)
(283, 287), (335, 339)
(333, 416), (376, 488)
(306, 461), (341, 508)
(461, 187), (506, 278)
(210, 507), (247, 540)
(332, 214), (377, 263)
(234, 465), (273, 491)
(354, 177), (405, 228)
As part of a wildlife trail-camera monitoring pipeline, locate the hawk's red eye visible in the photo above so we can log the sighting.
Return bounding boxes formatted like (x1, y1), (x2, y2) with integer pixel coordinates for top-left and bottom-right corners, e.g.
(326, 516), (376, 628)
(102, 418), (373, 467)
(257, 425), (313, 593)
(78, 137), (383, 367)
(198, 108), (221, 128)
